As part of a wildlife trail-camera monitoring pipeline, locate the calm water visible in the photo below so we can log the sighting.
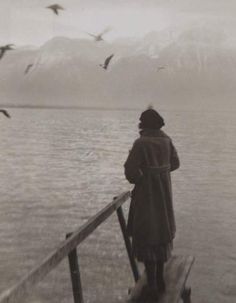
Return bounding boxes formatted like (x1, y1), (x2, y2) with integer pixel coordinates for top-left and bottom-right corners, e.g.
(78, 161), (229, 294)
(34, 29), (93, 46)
(0, 108), (235, 303)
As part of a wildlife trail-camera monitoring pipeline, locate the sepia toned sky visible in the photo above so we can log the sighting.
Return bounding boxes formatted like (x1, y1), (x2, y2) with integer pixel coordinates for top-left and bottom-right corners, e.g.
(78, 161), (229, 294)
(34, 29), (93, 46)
(0, 0), (236, 46)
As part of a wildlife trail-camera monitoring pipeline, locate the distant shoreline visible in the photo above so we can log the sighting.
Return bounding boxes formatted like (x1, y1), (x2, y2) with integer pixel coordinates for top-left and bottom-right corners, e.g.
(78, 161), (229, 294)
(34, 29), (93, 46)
(0, 105), (141, 111)
(1, 104), (235, 113)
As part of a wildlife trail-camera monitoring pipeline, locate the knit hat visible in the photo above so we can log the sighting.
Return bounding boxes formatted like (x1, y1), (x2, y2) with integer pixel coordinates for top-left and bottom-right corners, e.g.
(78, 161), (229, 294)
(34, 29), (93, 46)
(139, 108), (165, 129)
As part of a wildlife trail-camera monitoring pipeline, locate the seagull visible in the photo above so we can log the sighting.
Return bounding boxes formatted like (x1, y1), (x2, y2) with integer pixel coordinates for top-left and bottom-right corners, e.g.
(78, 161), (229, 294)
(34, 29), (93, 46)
(100, 54), (114, 70)
(0, 44), (15, 60)
(24, 64), (34, 75)
(157, 66), (166, 71)
(85, 28), (111, 42)
(46, 4), (64, 15)
(0, 109), (11, 118)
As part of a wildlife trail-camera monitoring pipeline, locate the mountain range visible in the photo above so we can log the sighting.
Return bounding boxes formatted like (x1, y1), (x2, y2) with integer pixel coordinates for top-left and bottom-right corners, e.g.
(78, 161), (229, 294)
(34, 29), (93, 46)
(0, 26), (235, 110)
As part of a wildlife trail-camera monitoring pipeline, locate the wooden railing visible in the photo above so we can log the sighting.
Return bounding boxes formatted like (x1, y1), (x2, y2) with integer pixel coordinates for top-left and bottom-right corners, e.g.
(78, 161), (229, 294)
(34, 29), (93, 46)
(0, 191), (139, 303)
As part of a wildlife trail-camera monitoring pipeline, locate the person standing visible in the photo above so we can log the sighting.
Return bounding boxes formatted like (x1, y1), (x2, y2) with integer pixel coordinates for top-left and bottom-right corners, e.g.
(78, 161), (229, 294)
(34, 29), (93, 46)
(124, 108), (180, 299)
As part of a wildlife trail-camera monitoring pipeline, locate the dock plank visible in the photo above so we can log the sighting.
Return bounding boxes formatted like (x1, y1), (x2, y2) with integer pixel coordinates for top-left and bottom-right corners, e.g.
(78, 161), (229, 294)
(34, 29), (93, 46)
(129, 255), (195, 303)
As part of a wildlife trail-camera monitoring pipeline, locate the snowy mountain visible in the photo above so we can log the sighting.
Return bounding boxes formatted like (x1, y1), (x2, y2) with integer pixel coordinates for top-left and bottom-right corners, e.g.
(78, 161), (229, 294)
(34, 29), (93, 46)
(0, 27), (235, 109)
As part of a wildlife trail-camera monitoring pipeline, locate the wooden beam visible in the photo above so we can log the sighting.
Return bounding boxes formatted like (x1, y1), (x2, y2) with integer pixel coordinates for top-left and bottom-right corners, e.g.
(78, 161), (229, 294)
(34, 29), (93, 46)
(66, 233), (84, 303)
(0, 191), (130, 303)
(129, 255), (195, 303)
(116, 206), (140, 282)
(163, 255), (194, 303)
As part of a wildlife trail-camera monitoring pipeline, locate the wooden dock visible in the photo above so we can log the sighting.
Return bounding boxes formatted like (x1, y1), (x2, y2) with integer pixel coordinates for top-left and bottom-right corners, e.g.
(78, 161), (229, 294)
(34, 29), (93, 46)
(0, 191), (195, 303)
(129, 255), (195, 303)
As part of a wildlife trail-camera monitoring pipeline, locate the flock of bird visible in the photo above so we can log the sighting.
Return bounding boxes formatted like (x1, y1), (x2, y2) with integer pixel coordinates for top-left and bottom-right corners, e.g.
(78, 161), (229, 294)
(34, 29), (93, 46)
(0, 3), (166, 118)
(0, 4), (115, 72)
(0, 4), (117, 117)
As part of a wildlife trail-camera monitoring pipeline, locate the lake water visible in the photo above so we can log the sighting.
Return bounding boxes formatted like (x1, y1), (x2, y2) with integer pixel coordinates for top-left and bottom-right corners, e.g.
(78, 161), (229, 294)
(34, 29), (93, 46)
(0, 108), (235, 303)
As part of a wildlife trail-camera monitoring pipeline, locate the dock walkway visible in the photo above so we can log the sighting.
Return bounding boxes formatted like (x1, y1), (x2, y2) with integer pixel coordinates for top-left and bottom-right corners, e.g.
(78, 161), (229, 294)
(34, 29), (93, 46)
(129, 255), (195, 303)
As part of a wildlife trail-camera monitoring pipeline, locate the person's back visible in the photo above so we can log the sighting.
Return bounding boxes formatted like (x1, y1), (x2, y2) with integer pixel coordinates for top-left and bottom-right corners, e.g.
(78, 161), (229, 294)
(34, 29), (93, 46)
(125, 129), (179, 173)
(124, 108), (180, 300)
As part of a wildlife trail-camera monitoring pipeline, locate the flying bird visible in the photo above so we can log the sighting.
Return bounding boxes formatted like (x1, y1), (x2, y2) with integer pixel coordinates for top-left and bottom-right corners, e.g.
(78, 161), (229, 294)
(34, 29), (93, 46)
(157, 66), (166, 71)
(24, 64), (34, 75)
(0, 44), (15, 60)
(100, 54), (114, 70)
(46, 4), (64, 15)
(85, 28), (111, 42)
(0, 109), (11, 118)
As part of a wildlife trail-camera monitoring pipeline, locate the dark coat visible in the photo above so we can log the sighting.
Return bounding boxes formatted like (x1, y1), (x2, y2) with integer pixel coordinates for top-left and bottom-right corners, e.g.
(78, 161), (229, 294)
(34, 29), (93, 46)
(124, 129), (180, 252)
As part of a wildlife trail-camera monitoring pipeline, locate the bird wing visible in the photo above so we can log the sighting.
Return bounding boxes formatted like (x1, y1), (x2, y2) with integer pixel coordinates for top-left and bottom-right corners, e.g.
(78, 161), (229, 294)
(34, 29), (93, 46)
(0, 46), (14, 60)
(53, 8), (59, 15)
(46, 6), (56, 14)
(55, 4), (64, 10)
(24, 64), (33, 74)
(0, 109), (10, 118)
(0, 49), (4, 59)
(99, 27), (112, 37)
(6, 44), (15, 49)
(85, 32), (97, 38)
(47, 4), (64, 11)
(104, 54), (114, 68)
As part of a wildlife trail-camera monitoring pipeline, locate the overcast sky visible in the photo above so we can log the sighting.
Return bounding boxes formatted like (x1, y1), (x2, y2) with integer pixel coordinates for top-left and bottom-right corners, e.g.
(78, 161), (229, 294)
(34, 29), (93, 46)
(0, 0), (236, 46)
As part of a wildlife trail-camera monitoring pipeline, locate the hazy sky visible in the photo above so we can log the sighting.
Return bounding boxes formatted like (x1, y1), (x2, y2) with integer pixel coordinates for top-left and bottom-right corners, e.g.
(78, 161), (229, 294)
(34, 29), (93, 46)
(0, 0), (236, 46)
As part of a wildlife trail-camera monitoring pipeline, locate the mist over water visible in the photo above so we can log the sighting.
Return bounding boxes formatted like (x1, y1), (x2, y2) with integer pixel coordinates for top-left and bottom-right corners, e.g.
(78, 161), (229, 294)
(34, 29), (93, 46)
(0, 108), (235, 303)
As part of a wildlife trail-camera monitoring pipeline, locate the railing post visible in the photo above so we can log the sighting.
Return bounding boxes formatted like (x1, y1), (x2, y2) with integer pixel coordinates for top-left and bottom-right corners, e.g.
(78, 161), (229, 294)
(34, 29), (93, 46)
(181, 287), (192, 303)
(116, 205), (140, 282)
(66, 233), (84, 303)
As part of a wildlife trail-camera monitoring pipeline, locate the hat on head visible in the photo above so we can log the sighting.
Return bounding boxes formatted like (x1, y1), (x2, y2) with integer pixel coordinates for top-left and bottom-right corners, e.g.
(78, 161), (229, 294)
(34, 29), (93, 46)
(139, 107), (165, 129)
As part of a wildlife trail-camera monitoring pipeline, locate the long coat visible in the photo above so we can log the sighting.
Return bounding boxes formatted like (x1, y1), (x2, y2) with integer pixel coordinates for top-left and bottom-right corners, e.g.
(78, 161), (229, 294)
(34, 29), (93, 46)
(124, 129), (180, 259)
